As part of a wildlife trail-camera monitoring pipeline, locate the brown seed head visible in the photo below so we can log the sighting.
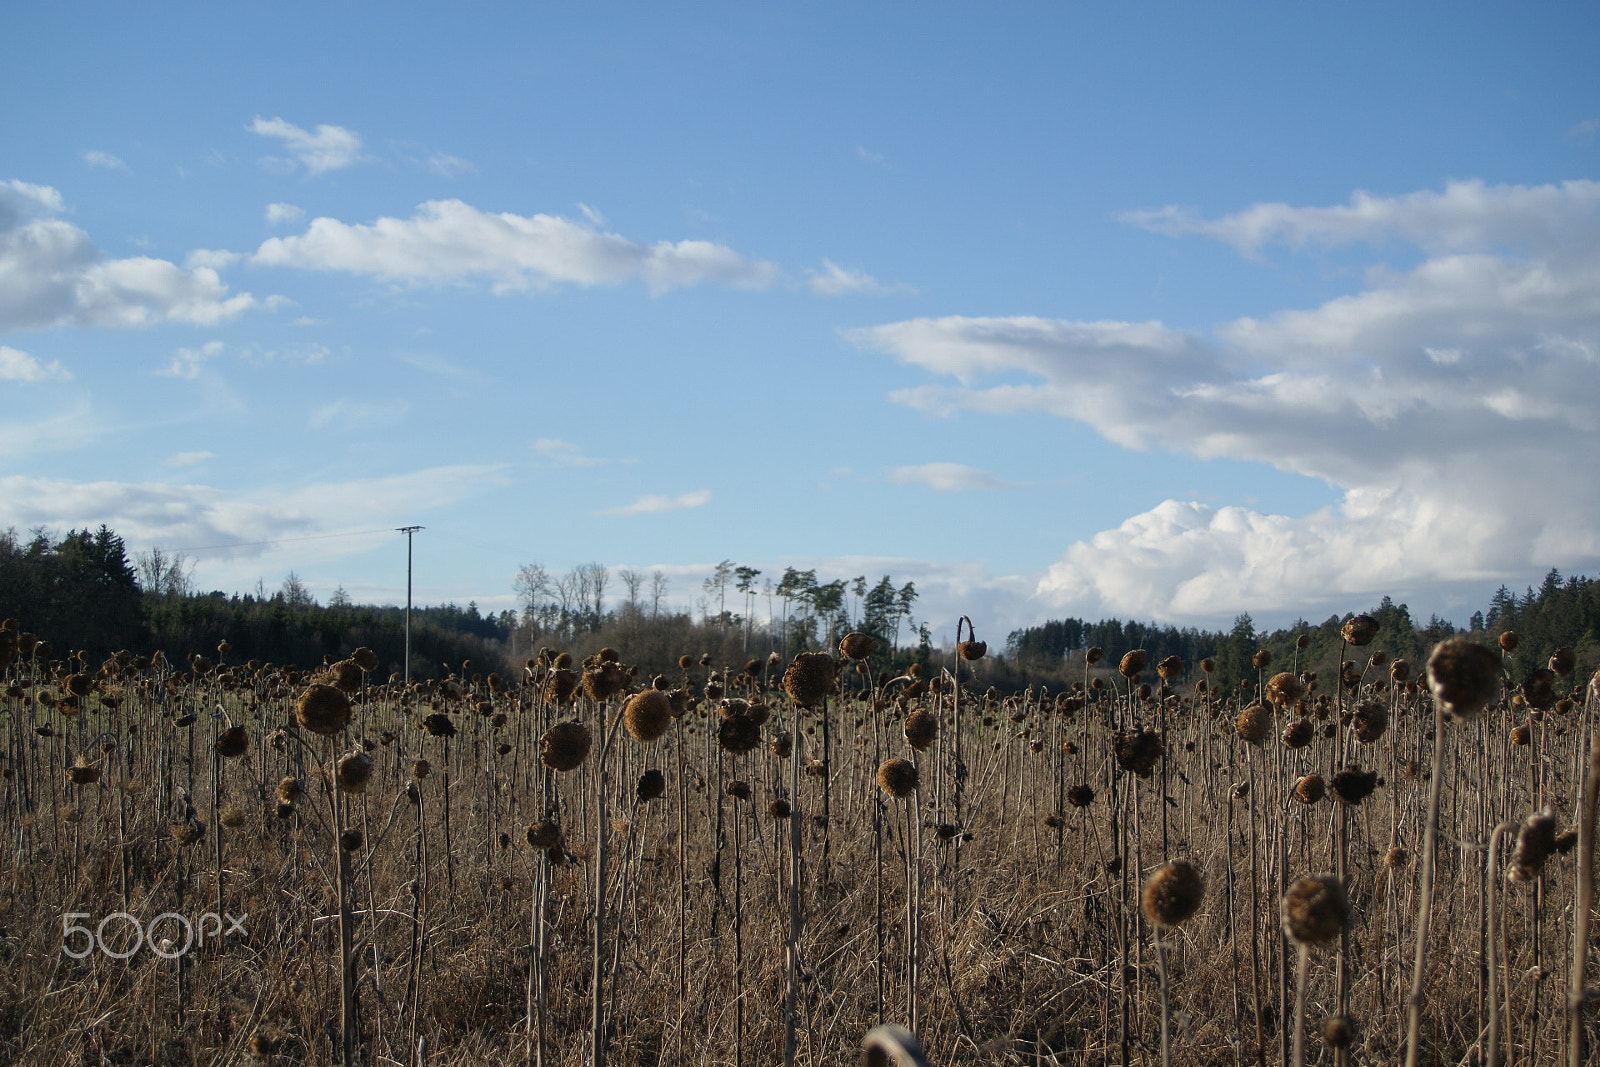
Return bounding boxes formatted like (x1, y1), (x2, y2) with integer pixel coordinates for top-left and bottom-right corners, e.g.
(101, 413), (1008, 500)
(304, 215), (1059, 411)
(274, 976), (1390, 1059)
(624, 688), (673, 743)
(1427, 638), (1501, 719)
(1252, 649), (1272, 671)
(1549, 646), (1577, 677)
(717, 713), (761, 754)
(768, 798), (792, 820)
(339, 828), (364, 851)
(1155, 655), (1185, 681)
(1068, 784), (1095, 807)
(839, 632), (875, 660)
(1352, 701), (1388, 743)
(1282, 719), (1314, 749)
(1118, 649), (1147, 679)
(1341, 614), (1379, 646)
(903, 708), (939, 750)
(1293, 773), (1327, 805)
(1114, 728), (1163, 777)
(1282, 874), (1349, 946)
(1141, 859), (1205, 926)
(215, 725), (249, 759)
(1510, 812), (1560, 882)
(782, 652), (837, 707)
(1330, 767), (1377, 805)
(1235, 703), (1273, 745)
(957, 640), (987, 662)
(1321, 1016), (1355, 1051)
(526, 820), (562, 849)
(636, 768), (666, 803)
(351, 646), (379, 672)
(1265, 672), (1302, 708)
(1497, 630), (1520, 652)
(877, 757), (919, 798)
(295, 684), (352, 736)
(276, 776), (303, 804)
(1086, 646), (1104, 666)
(726, 779), (752, 801)
(336, 750), (374, 794)
(540, 720), (592, 771)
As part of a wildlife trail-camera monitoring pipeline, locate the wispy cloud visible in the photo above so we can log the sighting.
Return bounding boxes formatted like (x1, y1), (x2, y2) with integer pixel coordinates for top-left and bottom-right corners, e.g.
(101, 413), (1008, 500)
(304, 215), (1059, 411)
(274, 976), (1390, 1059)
(1567, 118), (1599, 143)
(425, 152), (475, 177)
(82, 150), (127, 171)
(0, 345), (71, 382)
(857, 145), (889, 168)
(165, 451), (214, 467)
(0, 181), (271, 331)
(309, 398), (411, 429)
(0, 465), (509, 570)
(266, 202), (305, 224)
(808, 259), (915, 297)
(888, 462), (1011, 491)
(249, 199), (778, 294)
(248, 116), (366, 174)
(156, 341), (225, 379)
(532, 438), (620, 468)
(598, 489), (711, 517)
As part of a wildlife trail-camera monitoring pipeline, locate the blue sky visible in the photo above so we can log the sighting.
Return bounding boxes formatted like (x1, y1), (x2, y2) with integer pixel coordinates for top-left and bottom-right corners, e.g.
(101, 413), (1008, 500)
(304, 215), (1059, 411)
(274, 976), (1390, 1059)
(4, 3), (1598, 641)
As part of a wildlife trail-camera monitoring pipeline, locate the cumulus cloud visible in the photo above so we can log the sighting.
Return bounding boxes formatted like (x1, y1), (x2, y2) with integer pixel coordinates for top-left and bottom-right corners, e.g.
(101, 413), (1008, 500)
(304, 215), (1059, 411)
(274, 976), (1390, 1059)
(249, 199), (778, 294)
(597, 489), (712, 517)
(858, 179), (1600, 622)
(888, 462), (1011, 491)
(265, 202), (305, 224)
(0, 345), (70, 382)
(0, 180), (270, 331)
(248, 116), (365, 174)
(808, 259), (915, 296)
(82, 150), (127, 171)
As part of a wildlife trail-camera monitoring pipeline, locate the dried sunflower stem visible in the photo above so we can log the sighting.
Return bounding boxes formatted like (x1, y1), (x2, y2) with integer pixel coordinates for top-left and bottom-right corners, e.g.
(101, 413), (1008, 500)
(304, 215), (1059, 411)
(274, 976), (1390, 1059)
(1568, 732), (1600, 1067)
(1404, 704), (1447, 1067)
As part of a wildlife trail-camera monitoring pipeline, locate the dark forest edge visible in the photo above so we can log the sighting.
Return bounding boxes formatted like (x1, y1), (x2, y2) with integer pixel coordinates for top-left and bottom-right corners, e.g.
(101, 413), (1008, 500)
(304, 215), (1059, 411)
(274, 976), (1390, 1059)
(4, 525), (1598, 690)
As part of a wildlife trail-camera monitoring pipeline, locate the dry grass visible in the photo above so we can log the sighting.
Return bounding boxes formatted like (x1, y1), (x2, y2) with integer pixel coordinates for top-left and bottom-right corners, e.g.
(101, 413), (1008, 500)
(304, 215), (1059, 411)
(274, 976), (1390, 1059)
(0, 633), (1597, 1066)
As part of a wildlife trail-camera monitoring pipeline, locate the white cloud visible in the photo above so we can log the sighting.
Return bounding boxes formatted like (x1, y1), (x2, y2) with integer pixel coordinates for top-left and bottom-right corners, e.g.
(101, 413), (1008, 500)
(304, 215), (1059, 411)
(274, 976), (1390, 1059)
(807, 259), (915, 296)
(888, 462), (1010, 491)
(1121, 178), (1600, 257)
(598, 489), (712, 517)
(82, 150), (127, 171)
(249, 199), (778, 294)
(309, 398), (411, 428)
(185, 249), (242, 270)
(0, 180), (270, 331)
(859, 179), (1600, 622)
(532, 438), (613, 467)
(266, 202), (305, 224)
(157, 340), (225, 379)
(0, 465), (508, 569)
(164, 451), (214, 467)
(0, 345), (70, 382)
(1567, 118), (1599, 143)
(248, 116), (365, 174)
(857, 146), (889, 168)
(425, 152), (475, 177)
